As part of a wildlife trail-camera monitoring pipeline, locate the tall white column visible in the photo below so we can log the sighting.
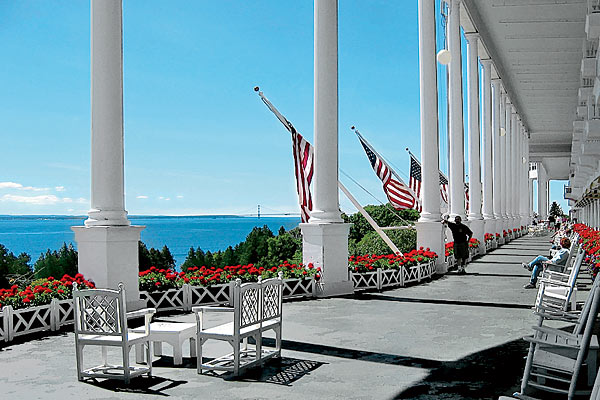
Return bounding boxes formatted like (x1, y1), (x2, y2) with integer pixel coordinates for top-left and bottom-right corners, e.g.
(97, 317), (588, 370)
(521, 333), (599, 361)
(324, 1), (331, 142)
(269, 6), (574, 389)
(503, 96), (511, 232)
(73, 0), (144, 310)
(511, 108), (519, 228)
(538, 163), (548, 220)
(301, 0), (352, 297)
(86, 0), (129, 227)
(481, 60), (494, 234)
(491, 79), (502, 237)
(465, 33), (484, 252)
(416, 0), (445, 272)
(447, 0), (466, 220)
(311, 0), (342, 224)
(520, 126), (528, 227)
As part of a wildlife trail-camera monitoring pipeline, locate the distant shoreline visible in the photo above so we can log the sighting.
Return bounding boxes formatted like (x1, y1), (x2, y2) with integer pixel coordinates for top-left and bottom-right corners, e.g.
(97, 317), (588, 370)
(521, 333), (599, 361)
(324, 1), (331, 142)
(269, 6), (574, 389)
(0, 215), (300, 221)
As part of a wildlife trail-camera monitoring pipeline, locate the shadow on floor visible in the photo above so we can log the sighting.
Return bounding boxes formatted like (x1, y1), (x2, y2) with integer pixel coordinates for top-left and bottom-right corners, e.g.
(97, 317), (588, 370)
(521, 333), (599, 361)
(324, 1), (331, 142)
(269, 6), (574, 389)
(151, 355), (325, 387)
(356, 293), (533, 310)
(85, 376), (187, 396)
(261, 336), (533, 399)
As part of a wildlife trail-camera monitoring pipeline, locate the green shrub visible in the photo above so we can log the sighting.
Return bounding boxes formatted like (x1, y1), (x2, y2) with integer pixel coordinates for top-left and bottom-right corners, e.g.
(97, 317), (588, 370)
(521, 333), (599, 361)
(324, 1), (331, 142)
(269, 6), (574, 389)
(350, 229), (417, 256)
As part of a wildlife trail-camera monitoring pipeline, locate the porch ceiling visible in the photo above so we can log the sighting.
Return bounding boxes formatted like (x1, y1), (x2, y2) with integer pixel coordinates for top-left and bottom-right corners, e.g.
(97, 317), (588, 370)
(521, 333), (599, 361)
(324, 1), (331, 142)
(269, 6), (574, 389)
(463, 0), (587, 180)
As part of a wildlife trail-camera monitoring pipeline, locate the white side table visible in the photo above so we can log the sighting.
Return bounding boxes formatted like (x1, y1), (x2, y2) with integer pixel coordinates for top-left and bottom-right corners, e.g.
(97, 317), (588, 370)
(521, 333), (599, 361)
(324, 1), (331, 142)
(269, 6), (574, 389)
(134, 322), (196, 365)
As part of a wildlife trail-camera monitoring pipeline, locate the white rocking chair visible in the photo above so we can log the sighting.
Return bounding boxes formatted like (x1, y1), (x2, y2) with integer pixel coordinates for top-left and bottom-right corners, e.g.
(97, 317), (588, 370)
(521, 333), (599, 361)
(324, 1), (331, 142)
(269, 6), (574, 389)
(517, 284), (600, 399)
(73, 283), (156, 384)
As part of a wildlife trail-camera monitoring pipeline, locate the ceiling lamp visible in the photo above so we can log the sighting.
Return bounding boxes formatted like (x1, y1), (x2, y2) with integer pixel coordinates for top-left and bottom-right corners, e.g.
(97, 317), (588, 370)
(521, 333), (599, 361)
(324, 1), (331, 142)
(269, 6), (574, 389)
(437, 49), (451, 65)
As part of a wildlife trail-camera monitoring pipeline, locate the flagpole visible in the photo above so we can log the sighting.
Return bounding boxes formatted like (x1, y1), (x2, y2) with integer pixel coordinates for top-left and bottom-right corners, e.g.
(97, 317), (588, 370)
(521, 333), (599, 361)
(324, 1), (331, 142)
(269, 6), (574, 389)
(338, 181), (402, 255)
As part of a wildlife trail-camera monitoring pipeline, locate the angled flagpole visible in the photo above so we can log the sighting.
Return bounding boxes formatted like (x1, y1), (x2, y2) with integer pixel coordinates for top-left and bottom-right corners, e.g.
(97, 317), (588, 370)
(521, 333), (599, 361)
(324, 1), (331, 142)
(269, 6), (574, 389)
(256, 87), (401, 255)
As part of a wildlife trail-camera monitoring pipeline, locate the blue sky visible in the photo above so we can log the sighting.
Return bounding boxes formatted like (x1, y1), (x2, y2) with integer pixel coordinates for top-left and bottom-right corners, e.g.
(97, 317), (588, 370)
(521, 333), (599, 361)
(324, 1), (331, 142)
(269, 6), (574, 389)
(0, 1), (568, 216)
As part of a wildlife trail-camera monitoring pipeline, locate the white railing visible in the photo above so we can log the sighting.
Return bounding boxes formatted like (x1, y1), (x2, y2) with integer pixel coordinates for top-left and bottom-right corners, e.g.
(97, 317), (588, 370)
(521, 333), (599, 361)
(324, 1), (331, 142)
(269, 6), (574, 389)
(0, 278), (316, 344)
(351, 261), (435, 291)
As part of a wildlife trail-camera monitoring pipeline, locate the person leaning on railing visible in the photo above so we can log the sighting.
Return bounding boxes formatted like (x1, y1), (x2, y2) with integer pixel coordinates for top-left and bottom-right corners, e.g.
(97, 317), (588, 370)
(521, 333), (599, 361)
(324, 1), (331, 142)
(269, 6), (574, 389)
(442, 215), (473, 275)
(521, 237), (571, 289)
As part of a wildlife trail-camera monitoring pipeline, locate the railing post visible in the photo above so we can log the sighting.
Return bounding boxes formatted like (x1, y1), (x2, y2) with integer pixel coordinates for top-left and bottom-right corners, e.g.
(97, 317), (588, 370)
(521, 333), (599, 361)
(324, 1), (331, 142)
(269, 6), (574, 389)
(183, 284), (191, 312)
(50, 298), (58, 331)
(311, 276), (317, 298)
(1, 306), (9, 342)
(6, 306), (14, 342)
(376, 268), (382, 291)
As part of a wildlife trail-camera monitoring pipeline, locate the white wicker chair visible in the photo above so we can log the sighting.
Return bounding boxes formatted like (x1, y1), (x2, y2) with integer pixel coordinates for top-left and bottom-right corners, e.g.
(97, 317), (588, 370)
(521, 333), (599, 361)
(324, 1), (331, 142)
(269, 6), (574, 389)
(73, 283), (156, 384)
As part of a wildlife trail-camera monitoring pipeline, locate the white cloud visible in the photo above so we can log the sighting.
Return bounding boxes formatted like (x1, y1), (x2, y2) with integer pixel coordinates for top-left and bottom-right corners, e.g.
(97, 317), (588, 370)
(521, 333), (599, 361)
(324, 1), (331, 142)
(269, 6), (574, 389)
(55, 186), (66, 192)
(136, 195), (148, 199)
(176, 195), (184, 199)
(21, 186), (49, 191)
(1, 194), (61, 205)
(158, 196), (165, 200)
(165, 198), (171, 201)
(62, 197), (73, 203)
(0, 182), (23, 189)
(0, 181), (49, 191)
(76, 198), (87, 204)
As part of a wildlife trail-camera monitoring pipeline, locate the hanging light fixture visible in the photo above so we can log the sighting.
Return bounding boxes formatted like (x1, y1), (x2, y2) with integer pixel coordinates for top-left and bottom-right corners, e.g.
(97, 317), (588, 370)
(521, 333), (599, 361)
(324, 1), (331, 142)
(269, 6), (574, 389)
(437, 49), (451, 65)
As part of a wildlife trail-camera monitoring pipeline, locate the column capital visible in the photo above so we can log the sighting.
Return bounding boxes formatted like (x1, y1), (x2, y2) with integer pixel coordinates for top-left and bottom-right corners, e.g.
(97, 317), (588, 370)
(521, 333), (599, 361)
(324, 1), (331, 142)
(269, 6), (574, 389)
(464, 32), (479, 42)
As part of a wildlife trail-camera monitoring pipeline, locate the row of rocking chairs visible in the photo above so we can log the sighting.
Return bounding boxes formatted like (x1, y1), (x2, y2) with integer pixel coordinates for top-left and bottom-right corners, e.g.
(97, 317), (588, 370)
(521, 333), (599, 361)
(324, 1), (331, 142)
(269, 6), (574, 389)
(510, 237), (600, 399)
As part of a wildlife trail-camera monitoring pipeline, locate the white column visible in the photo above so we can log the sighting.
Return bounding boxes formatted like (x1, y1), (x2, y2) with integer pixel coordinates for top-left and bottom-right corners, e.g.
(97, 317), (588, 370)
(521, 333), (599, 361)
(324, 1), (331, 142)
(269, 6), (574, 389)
(465, 33), (484, 252)
(511, 107), (519, 227)
(538, 162), (548, 220)
(503, 96), (511, 231)
(520, 126), (528, 226)
(310, 0), (342, 224)
(492, 79), (502, 237)
(448, 0), (466, 220)
(481, 60), (494, 234)
(301, 0), (352, 297)
(72, 0), (144, 310)
(86, 0), (129, 227)
(416, 0), (445, 272)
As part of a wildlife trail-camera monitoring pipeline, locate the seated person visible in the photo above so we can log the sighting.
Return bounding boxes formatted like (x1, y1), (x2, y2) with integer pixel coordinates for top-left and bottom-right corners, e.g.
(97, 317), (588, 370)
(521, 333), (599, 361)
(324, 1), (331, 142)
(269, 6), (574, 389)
(521, 237), (571, 289)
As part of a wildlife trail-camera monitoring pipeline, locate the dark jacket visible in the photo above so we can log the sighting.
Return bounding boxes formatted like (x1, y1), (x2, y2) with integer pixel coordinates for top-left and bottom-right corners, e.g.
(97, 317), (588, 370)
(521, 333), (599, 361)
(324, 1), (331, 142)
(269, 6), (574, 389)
(447, 222), (473, 244)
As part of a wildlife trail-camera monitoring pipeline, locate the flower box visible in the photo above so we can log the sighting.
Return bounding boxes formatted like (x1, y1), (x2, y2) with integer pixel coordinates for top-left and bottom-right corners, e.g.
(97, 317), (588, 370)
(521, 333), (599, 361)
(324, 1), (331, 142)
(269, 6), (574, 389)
(403, 261), (435, 284)
(351, 261), (434, 291)
(282, 278), (315, 299)
(141, 286), (188, 312)
(446, 254), (456, 269)
(351, 270), (380, 291)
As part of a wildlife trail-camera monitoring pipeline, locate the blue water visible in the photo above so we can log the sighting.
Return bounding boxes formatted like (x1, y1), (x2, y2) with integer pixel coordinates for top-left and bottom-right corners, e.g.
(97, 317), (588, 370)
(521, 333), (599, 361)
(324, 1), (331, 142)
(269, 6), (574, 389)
(0, 215), (300, 267)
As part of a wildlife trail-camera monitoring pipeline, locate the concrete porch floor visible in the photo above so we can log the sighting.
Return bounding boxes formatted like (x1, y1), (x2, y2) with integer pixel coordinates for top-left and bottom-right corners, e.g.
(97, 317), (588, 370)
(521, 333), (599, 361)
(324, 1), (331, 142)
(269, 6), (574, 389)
(0, 234), (582, 399)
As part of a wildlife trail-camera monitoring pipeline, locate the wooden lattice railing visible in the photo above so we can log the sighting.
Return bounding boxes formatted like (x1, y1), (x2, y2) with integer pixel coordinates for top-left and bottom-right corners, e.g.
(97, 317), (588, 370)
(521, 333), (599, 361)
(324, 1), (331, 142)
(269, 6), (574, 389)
(0, 278), (315, 344)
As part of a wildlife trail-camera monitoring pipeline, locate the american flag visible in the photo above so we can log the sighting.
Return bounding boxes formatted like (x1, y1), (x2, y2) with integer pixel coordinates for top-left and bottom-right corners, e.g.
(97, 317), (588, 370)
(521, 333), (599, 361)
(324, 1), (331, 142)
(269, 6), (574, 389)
(408, 153), (449, 204)
(355, 131), (419, 211)
(257, 89), (313, 222)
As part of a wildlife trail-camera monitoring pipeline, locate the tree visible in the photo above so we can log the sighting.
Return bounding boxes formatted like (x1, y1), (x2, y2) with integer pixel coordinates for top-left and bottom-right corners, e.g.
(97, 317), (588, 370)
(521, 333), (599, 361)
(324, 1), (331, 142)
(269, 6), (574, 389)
(236, 225), (274, 265)
(34, 243), (78, 279)
(349, 229), (417, 257)
(549, 201), (563, 218)
(263, 230), (302, 267)
(342, 203), (418, 242)
(138, 242), (175, 271)
(0, 244), (33, 289)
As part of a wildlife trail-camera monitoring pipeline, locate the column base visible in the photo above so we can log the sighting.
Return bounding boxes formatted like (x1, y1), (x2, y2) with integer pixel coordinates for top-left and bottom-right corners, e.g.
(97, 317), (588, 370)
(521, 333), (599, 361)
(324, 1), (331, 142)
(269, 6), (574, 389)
(416, 220), (446, 274)
(72, 225), (145, 310)
(300, 222), (352, 297)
